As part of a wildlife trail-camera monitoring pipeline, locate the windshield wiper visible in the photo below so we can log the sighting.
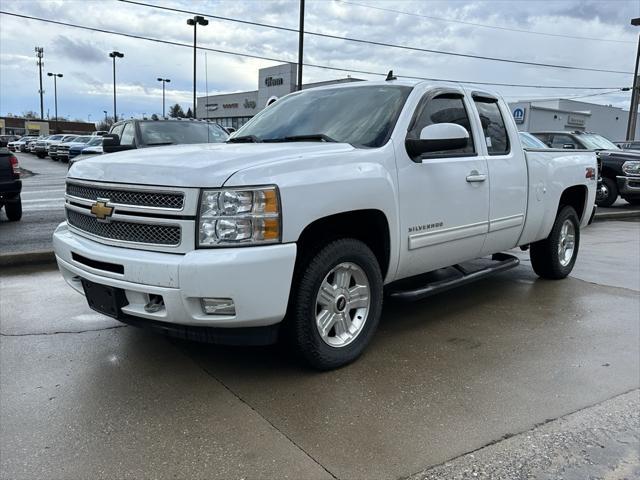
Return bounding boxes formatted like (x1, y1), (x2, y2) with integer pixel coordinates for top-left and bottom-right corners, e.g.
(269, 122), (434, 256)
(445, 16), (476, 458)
(263, 134), (338, 143)
(146, 142), (175, 146)
(227, 135), (262, 143)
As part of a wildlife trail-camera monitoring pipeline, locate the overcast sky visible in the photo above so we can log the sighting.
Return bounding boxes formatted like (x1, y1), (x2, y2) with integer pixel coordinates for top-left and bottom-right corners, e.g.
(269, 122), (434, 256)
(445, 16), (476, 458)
(0, 0), (637, 122)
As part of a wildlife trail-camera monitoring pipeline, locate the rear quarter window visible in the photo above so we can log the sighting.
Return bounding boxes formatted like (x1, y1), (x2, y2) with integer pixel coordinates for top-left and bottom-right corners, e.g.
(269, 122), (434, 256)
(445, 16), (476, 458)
(473, 99), (510, 155)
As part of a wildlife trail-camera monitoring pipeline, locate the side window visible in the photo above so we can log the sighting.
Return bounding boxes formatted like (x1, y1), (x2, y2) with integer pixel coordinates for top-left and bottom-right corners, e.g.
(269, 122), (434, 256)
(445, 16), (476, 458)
(473, 98), (509, 155)
(550, 134), (578, 149)
(120, 122), (135, 145)
(410, 93), (475, 157)
(110, 124), (124, 138)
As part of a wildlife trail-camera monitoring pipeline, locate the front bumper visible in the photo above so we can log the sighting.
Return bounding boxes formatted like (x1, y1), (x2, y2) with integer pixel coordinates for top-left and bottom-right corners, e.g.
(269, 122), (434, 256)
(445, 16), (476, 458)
(616, 176), (640, 197)
(53, 223), (297, 332)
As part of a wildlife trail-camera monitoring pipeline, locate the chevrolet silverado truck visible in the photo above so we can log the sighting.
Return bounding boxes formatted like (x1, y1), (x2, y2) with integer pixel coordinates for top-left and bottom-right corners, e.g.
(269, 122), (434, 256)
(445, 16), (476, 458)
(53, 80), (597, 369)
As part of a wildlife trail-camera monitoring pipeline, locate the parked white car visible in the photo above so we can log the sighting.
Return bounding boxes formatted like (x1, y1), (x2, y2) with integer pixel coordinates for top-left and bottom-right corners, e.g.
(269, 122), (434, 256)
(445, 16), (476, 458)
(54, 80), (597, 369)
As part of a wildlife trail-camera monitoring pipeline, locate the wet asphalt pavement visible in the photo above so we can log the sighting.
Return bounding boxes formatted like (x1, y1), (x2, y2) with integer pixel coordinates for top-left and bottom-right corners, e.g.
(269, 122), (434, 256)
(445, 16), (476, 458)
(0, 152), (66, 255)
(1, 218), (639, 478)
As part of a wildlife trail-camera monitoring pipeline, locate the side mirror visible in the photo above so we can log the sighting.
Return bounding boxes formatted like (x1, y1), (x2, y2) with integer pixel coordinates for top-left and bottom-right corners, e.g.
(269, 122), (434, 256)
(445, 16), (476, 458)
(102, 134), (135, 153)
(226, 127), (236, 134)
(405, 123), (469, 159)
(562, 143), (576, 149)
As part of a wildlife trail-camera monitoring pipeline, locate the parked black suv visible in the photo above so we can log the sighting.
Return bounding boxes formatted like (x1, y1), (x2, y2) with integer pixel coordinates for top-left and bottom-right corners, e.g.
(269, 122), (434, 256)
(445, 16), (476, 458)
(102, 118), (228, 154)
(0, 148), (22, 221)
(532, 131), (640, 207)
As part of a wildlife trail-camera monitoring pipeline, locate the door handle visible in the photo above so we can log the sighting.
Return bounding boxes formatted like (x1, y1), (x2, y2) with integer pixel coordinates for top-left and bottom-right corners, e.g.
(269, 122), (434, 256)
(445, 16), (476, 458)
(466, 171), (487, 183)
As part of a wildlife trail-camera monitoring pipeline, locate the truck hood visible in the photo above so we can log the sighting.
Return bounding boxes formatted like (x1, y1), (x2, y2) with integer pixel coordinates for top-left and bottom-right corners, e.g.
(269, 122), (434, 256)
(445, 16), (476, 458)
(68, 142), (356, 187)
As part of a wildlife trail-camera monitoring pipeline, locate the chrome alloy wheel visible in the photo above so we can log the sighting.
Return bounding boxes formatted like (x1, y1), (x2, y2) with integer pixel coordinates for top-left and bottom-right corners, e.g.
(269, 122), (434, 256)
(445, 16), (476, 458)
(558, 219), (576, 267)
(315, 262), (371, 348)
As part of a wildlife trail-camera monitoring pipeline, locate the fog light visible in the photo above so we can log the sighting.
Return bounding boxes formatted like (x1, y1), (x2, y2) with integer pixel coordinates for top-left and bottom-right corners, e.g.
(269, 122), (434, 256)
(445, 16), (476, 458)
(201, 298), (235, 315)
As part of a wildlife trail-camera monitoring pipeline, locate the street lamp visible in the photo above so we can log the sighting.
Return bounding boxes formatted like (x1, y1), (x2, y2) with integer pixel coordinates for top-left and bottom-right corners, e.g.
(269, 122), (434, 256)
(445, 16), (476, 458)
(47, 72), (63, 133)
(186, 15), (208, 119)
(109, 51), (124, 122)
(626, 18), (640, 140)
(103, 110), (108, 122)
(157, 77), (171, 118)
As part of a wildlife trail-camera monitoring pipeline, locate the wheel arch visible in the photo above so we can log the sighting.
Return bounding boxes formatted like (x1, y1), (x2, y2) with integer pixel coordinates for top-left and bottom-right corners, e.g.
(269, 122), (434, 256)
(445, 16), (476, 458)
(295, 209), (392, 279)
(558, 184), (588, 223)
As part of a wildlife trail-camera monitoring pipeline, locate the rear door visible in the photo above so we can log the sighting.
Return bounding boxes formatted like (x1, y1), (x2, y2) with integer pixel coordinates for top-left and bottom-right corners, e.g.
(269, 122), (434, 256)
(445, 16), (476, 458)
(395, 88), (490, 279)
(470, 94), (527, 255)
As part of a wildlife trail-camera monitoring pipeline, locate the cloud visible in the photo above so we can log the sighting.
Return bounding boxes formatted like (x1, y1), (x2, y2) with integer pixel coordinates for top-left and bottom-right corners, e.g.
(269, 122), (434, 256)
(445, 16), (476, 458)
(51, 35), (105, 63)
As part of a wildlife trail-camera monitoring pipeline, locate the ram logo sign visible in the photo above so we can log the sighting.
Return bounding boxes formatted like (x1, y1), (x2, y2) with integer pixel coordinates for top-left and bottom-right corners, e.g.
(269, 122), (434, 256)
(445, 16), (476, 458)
(513, 107), (525, 125)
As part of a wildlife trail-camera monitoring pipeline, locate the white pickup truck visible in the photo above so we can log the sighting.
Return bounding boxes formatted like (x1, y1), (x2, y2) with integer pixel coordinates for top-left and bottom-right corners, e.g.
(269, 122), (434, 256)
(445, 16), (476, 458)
(54, 80), (597, 369)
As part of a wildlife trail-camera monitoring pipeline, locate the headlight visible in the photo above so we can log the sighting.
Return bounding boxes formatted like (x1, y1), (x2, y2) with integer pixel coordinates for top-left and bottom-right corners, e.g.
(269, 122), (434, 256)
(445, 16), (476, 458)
(622, 161), (640, 176)
(198, 186), (281, 247)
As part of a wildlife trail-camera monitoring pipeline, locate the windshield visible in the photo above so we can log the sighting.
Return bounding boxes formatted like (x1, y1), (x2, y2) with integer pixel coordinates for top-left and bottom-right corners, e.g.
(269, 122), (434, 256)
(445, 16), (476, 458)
(579, 133), (619, 150)
(519, 132), (548, 149)
(48, 135), (64, 141)
(138, 121), (228, 145)
(85, 137), (103, 146)
(233, 85), (413, 148)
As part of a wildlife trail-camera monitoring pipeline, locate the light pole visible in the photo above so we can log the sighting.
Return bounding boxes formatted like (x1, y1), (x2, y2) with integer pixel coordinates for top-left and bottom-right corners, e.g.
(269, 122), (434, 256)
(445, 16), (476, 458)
(35, 47), (44, 120)
(88, 113), (92, 123)
(47, 72), (63, 133)
(103, 110), (108, 122)
(186, 15), (208, 119)
(297, 0), (305, 91)
(109, 51), (124, 122)
(157, 77), (171, 118)
(626, 18), (640, 141)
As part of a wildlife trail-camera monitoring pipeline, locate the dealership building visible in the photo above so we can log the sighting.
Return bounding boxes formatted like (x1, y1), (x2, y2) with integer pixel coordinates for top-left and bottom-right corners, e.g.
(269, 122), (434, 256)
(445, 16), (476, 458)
(507, 99), (639, 141)
(196, 63), (361, 129)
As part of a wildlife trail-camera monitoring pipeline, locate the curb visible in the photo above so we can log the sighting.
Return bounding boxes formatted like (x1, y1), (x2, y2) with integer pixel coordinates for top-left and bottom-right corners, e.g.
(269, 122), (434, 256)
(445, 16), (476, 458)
(594, 210), (640, 221)
(0, 250), (56, 268)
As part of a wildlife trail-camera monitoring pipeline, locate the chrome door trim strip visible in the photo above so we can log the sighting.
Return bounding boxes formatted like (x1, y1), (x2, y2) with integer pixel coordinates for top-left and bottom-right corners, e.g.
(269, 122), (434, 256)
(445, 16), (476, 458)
(488, 214), (524, 233)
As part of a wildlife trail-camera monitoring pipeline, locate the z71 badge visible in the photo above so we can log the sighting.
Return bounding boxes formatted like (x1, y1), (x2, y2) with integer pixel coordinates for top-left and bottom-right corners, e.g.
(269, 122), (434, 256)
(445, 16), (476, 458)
(408, 222), (444, 233)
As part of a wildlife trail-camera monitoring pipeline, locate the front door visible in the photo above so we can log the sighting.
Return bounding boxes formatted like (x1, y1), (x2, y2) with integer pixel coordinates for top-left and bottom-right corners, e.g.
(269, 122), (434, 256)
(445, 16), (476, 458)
(396, 90), (490, 279)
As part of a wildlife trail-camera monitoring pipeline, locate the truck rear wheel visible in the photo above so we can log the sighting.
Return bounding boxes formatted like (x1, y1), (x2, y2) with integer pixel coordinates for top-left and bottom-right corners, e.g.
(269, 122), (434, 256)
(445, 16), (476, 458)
(530, 205), (579, 279)
(289, 238), (383, 370)
(4, 198), (22, 222)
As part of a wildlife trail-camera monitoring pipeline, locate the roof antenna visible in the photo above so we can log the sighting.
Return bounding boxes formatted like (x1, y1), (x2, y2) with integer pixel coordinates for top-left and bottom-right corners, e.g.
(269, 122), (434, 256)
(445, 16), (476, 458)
(385, 70), (397, 81)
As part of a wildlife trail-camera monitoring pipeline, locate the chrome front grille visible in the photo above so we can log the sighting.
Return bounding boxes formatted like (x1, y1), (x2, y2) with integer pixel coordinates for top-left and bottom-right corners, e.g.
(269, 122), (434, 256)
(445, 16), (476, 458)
(67, 209), (181, 246)
(66, 183), (184, 209)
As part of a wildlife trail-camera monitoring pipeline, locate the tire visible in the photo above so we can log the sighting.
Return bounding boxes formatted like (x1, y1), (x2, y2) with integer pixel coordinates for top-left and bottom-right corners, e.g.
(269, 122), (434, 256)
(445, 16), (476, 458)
(530, 205), (580, 279)
(595, 177), (617, 207)
(289, 238), (383, 370)
(36, 153), (45, 159)
(5, 199), (22, 221)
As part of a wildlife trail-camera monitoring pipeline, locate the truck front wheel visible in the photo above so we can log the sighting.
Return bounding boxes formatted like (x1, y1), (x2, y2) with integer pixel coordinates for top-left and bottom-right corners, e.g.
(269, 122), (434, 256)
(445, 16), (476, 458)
(530, 205), (580, 279)
(289, 238), (383, 370)
(595, 177), (617, 207)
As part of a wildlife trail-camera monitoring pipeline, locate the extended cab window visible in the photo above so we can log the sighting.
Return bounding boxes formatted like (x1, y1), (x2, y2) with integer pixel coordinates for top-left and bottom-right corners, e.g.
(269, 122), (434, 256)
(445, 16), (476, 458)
(410, 93), (475, 157)
(473, 98), (509, 155)
(110, 124), (124, 139)
(120, 123), (135, 146)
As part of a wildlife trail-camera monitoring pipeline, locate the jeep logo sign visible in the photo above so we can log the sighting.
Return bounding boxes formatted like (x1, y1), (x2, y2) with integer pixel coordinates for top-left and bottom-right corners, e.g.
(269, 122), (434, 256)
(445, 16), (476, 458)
(513, 107), (525, 124)
(264, 76), (284, 87)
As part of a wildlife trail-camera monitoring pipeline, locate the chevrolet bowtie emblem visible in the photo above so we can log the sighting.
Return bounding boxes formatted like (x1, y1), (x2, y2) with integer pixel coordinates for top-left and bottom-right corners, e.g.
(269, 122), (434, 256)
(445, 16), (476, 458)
(91, 200), (114, 221)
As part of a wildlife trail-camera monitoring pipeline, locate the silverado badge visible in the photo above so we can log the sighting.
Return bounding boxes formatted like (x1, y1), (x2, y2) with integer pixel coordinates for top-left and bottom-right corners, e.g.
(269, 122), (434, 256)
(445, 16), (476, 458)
(90, 199), (114, 222)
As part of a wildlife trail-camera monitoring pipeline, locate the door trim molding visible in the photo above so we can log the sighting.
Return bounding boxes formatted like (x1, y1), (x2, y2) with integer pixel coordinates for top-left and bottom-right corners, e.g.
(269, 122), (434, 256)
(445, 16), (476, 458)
(408, 221), (488, 250)
(488, 214), (524, 233)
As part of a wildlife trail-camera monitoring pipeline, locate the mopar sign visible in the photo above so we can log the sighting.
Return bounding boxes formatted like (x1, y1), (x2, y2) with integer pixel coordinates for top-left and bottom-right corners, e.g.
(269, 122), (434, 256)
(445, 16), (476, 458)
(513, 107), (525, 124)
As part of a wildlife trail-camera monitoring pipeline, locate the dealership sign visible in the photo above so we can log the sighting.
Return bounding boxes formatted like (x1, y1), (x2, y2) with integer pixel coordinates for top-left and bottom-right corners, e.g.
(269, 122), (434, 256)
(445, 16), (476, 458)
(512, 107), (525, 124)
(264, 76), (284, 87)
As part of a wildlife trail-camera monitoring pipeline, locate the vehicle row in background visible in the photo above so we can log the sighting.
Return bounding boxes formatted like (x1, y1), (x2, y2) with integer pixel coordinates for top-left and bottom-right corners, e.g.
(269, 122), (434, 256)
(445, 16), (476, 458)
(531, 131), (640, 207)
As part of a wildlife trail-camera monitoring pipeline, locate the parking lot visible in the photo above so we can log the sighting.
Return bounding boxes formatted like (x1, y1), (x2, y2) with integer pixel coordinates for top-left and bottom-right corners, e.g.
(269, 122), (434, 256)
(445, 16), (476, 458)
(1, 217), (638, 479)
